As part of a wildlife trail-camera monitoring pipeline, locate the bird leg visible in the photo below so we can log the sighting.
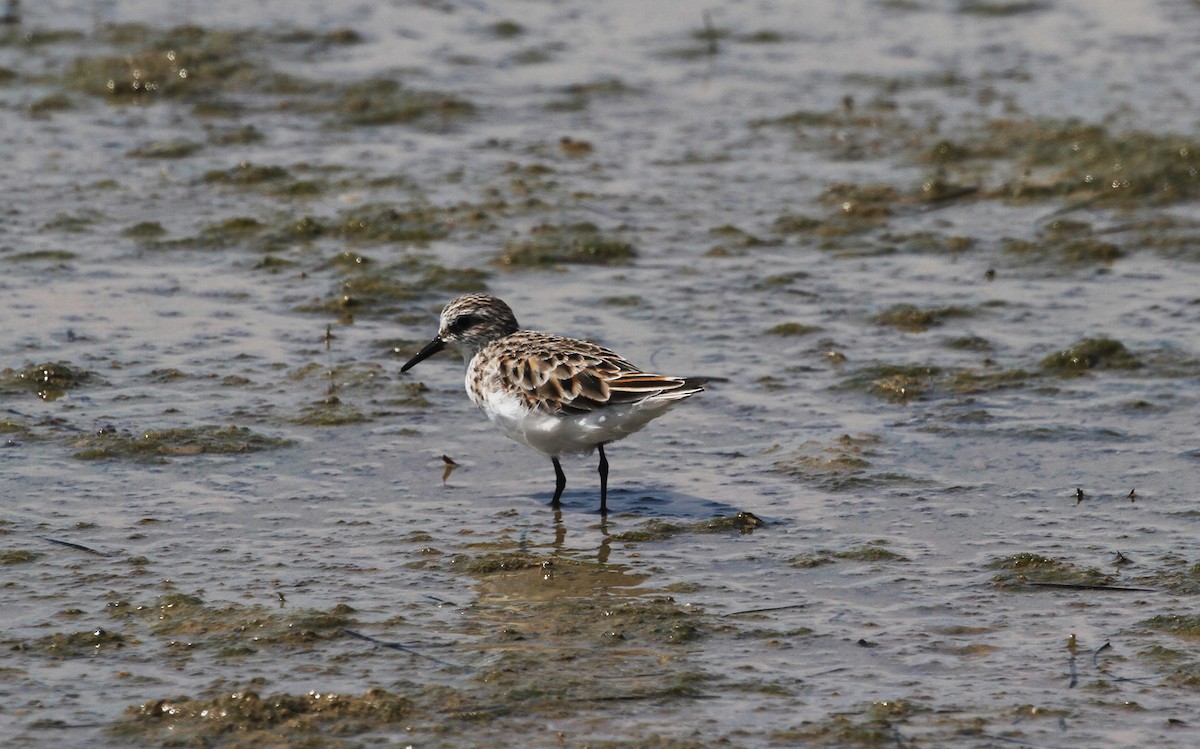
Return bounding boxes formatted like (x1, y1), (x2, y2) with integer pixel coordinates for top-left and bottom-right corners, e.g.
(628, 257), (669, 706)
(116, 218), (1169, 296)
(551, 456), (566, 507)
(597, 444), (609, 515)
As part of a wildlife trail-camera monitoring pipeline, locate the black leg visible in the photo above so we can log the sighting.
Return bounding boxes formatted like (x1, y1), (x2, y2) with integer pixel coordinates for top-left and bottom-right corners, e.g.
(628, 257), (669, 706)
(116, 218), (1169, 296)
(597, 444), (609, 515)
(551, 456), (566, 507)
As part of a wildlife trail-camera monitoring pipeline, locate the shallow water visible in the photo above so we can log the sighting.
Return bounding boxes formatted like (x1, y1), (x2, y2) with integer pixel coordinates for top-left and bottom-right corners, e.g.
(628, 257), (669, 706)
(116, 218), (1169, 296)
(3, 1), (1200, 747)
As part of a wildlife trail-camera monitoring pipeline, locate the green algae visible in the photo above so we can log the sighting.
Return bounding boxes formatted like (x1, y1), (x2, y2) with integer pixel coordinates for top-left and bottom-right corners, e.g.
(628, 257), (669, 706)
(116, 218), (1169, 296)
(775, 434), (878, 489)
(881, 231), (977, 255)
(64, 23), (352, 103)
(0, 361), (93, 401)
(609, 513), (765, 543)
(282, 362), (425, 422)
(292, 398), (370, 426)
(949, 368), (1034, 393)
(1132, 559), (1200, 595)
(334, 78), (475, 128)
(597, 598), (705, 645)
(209, 124), (265, 145)
(27, 92), (74, 116)
(935, 119), (1200, 207)
(67, 32), (246, 102)
(789, 541), (910, 568)
(444, 551), (716, 715)
(254, 254), (298, 271)
(841, 542), (913, 562)
(0, 416), (32, 437)
(945, 335), (993, 351)
(72, 425), (293, 461)
(751, 97), (924, 163)
(740, 30), (788, 43)
(498, 222), (635, 267)
(482, 593), (706, 648)
(102, 592), (358, 651)
(1019, 123), (1200, 206)
(753, 271), (812, 291)
(606, 522), (689, 544)
(59, 23), (471, 134)
(545, 77), (633, 112)
(772, 212), (823, 234)
(127, 139), (203, 159)
(601, 294), (644, 307)
(488, 20), (525, 38)
(2, 249), (78, 263)
(753, 109), (853, 129)
(773, 700), (928, 747)
(308, 257), (488, 317)
(335, 203), (452, 244)
(161, 201), (482, 255)
(26, 628), (131, 656)
(42, 212), (97, 233)
(836, 361), (1040, 402)
(203, 163), (291, 186)
(1144, 614), (1200, 639)
(763, 116), (1200, 262)
(658, 22), (726, 62)
(837, 364), (943, 403)
(765, 322), (821, 336)
(1002, 235), (1124, 266)
(987, 552), (1115, 589)
(115, 688), (411, 745)
(562, 78), (632, 98)
(298, 202), (482, 248)
(274, 179), (326, 198)
(705, 224), (777, 255)
(959, 1), (1048, 15)
(121, 221), (167, 239)
(387, 381), (433, 408)
(871, 303), (974, 332)
(201, 216), (267, 243)
(510, 47), (558, 65)
(1127, 215), (1200, 263)
(1006, 218), (1127, 267)
(702, 512), (766, 533)
(1160, 663), (1200, 691)
(452, 551), (542, 575)
(473, 645), (708, 709)
(1038, 337), (1141, 375)
(817, 183), (900, 232)
(0, 549), (42, 564)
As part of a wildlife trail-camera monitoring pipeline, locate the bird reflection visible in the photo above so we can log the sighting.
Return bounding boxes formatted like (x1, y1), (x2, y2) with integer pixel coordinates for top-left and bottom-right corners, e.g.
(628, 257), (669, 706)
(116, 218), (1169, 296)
(549, 505), (611, 564)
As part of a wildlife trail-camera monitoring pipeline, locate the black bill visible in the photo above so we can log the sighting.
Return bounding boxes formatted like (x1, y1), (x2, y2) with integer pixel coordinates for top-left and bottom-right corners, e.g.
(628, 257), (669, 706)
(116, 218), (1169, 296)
(401, 336), (446, 372)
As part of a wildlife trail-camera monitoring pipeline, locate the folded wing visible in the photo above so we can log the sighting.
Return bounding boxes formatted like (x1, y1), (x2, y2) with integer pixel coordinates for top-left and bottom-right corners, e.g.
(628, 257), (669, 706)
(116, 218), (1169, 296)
(491, 332), (704, 415)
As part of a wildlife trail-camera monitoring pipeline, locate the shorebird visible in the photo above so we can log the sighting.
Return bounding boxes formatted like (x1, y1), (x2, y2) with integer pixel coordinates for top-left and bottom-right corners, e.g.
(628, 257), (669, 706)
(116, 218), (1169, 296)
(401, 294), (704, 513)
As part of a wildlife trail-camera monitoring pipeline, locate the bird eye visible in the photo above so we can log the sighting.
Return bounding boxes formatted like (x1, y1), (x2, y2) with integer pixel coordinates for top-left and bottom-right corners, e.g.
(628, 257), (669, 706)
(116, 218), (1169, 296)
(449, 313), (481, 334)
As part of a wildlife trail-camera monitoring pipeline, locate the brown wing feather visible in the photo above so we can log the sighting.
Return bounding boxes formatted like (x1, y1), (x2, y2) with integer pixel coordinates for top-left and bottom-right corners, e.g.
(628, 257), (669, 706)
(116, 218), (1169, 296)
(604, 372), (701, 404)
(483, 331), (702, 415)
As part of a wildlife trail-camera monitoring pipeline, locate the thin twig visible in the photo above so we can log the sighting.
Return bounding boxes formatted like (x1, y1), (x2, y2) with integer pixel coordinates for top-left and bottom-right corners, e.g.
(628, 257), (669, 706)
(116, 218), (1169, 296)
(1020, 582), (1157, 593)
(724, 603), (808, 617)
(340, 628), (470, 671)
(1090, 641), (1155, 685)
(702, 10), (718, 55)
(36, 536), (112, 556)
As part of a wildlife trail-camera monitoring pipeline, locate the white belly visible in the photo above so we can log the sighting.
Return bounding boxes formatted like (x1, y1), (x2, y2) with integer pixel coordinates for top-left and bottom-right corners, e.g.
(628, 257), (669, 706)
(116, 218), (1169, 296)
(472, 384), (676, 457)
